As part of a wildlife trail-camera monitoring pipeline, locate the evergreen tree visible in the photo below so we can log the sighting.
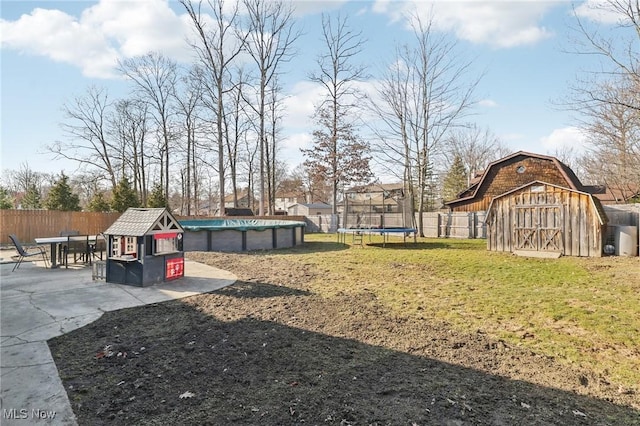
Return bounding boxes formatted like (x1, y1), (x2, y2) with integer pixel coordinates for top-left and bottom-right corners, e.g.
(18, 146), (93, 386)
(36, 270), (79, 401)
(21, 183), (42, 209)
(111, 177), (140, 212)
(44, 172), (81, 211)
(87, 191), (111, 212)
(147, 183), (167, 208)
(0, 186), (14, 209)
(442, 155), (468, 202)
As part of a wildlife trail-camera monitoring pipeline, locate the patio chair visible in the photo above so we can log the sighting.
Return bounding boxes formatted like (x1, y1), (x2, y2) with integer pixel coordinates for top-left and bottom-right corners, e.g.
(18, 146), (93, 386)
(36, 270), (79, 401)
(62, 235), (90, 268)
(58, 230), (80, 261)
(8, 234), (49, 272)
(89, 233), (106, 262)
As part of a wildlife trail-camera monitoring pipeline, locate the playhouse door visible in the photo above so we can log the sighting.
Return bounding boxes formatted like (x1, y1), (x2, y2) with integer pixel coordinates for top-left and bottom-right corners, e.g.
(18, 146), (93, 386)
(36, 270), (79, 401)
(513, 205), (563, 253)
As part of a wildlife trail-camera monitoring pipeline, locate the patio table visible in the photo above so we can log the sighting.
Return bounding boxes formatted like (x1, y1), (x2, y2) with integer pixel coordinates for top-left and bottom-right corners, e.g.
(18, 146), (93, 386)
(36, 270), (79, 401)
(34, 235), (103, 268)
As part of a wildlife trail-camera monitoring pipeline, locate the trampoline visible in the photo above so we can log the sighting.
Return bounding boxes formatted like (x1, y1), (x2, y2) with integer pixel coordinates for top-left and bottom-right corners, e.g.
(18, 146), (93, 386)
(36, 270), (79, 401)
(339, 184), (417, 247)
(337, 227), (417, 246)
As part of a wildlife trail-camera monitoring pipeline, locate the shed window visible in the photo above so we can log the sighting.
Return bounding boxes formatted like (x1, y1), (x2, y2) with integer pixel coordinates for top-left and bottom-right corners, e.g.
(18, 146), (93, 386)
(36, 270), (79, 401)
(516, 165), (526, 174)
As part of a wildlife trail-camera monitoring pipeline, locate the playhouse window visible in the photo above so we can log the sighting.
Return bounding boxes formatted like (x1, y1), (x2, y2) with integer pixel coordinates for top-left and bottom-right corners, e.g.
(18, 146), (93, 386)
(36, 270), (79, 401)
(154, 233), (179, 254)
(124, 237), (136, 254)
(111, 237), (120, 257)
(110, 236), (137, 257)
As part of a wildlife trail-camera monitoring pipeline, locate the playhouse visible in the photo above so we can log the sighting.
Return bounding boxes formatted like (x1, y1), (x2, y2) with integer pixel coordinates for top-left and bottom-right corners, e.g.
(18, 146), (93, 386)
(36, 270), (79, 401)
(103, 208), (185, 286)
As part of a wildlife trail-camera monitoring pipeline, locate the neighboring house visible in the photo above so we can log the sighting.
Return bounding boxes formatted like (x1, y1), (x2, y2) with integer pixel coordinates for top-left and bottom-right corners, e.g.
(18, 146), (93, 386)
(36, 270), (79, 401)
(274, 191), (306, 212)
(583, 184), (640, 205)
(222, 190), (251, 209)
(288, 202), (333, 216)
(446, 151), (584, 212)
(344, 183), (405, 214)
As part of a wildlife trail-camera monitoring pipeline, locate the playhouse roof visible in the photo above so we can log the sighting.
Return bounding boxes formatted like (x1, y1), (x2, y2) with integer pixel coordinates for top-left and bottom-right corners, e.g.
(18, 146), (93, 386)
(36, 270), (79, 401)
(104, 208), (184, 236)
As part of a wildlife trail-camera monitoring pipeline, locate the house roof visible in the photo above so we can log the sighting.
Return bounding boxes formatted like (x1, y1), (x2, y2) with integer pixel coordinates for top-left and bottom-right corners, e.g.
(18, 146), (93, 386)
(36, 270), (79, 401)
(223, 190), (250, 203)
(104, 208), (183, 236)
(288, 202), (332, 209)
(583, 184), (640, 204)
(275, 192), (305, 199)
(446, 151), (583, 207)
(346, 182), (404, 194)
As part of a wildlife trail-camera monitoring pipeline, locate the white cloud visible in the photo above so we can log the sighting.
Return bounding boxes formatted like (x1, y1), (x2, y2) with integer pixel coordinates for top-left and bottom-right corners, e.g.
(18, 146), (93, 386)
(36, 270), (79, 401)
(479, 99), (498, 108)
(290, 0), (348, 17)
(540, 126), (588, 152)
(1, 8), (119, 78)
(282, 80), (325, 131)
(1, 0), (192, 78)
(574, 0), (626, 25)
(280, 133), (312, 169)
(81, 0), (192, 60)
(372, 0), (555, 48)
(283, 132), (313, 151)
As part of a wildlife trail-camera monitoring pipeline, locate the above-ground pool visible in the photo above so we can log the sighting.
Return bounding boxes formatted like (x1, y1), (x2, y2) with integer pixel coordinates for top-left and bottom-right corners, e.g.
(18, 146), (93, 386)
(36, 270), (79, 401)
(180, 219), (306, 252)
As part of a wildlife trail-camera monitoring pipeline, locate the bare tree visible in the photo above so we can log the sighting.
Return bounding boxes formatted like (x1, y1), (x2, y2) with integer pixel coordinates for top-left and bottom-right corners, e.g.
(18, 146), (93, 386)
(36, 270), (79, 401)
(369, 45), (414, 210)
(264, 77), (288, 213)
(243, 0), (301, 215)
(5, 163), (50, 197)
(239, 122), (260, 212)
(175, 66), (207, 214)
(181, 0), (245, 216)
(118, 52), (178, 204)
(570, 0), (640, 111)
(578, 78), (640, 199)
(444, 124), (509, 185)
(568, 2), (640, 196)
(110, 98), (150, 203)
(225, 67), (253, 209)
(371, 12), (479, 235)
(49, 86), (118, 188)
(303, 13), (371, 214)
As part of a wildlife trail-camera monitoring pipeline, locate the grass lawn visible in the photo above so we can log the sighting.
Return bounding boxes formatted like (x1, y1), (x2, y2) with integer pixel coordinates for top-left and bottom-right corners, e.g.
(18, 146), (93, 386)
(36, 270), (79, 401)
(282, 233), (640, 390)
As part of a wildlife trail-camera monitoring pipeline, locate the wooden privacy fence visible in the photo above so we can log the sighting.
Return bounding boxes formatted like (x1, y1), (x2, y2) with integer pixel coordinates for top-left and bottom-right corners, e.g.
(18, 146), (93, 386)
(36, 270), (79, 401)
(1, 210), (309, 246)
(0, 210), (122, 245)
(418, 212), (487, 238)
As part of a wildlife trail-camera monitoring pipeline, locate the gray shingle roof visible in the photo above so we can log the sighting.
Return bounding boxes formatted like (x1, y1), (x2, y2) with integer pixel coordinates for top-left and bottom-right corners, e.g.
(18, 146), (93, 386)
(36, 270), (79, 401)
(104, 208), (183, 236)
(300, 203), (332, 209)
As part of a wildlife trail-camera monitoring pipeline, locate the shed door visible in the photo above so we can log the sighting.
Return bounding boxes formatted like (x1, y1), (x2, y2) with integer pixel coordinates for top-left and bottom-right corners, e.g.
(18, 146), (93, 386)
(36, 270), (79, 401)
(513, 205), (563, 253)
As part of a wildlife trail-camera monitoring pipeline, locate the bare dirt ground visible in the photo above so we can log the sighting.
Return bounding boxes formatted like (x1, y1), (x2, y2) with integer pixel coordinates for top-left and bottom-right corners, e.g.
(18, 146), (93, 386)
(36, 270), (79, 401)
(49, 247), (640, 425)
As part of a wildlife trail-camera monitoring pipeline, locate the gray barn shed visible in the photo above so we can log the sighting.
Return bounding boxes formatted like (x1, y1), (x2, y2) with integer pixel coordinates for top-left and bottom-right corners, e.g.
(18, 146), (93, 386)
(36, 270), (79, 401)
(486, 181), (607, 257)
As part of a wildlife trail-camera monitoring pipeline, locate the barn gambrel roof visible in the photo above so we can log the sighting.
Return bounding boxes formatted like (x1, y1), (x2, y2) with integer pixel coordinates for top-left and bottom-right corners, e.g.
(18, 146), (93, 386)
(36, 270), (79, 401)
(445, 151), (584, 209)
(104, 208), (184, 236)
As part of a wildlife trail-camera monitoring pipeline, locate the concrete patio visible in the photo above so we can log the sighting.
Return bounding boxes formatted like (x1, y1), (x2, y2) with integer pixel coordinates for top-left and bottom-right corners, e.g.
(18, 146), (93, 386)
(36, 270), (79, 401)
(0, 256), (236, 425)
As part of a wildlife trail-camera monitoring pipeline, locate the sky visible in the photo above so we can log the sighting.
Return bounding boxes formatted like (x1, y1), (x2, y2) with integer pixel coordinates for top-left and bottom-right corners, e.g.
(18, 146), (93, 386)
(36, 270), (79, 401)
(0, 0), (626, 181)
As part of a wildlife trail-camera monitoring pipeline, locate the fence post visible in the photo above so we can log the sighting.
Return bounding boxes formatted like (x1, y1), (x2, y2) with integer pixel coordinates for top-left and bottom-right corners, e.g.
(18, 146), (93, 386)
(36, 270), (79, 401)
(329, 214), (338, 233)
(469, 213), (476, 239)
